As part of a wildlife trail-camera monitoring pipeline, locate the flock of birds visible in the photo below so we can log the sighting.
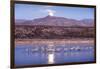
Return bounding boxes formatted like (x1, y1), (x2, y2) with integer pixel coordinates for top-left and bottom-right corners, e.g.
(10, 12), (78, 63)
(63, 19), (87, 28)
(24, 45), (94, 53)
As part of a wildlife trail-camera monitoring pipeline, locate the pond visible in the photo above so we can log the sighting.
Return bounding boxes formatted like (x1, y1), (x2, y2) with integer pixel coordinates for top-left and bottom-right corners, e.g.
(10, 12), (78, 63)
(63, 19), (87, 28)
(15, 43), (95, 67)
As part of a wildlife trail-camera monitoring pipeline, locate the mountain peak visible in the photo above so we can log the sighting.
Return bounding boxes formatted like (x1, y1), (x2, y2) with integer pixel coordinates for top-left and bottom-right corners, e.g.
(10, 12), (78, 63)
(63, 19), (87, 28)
(44, 15), (62, 19)
(45, 15), (54, 18)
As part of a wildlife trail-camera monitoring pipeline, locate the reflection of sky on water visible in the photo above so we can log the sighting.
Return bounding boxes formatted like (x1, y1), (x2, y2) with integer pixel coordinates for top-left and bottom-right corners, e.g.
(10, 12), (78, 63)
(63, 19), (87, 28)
(15, 44), (94, 67)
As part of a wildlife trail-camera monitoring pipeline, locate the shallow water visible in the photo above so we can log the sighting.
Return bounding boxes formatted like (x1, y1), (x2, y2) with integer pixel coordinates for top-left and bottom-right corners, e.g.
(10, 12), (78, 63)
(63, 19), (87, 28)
(15, 43), (95, 67)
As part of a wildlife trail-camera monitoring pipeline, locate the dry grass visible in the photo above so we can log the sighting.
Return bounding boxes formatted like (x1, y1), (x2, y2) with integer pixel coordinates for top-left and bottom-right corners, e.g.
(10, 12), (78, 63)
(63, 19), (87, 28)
(15, 38), (94, 46)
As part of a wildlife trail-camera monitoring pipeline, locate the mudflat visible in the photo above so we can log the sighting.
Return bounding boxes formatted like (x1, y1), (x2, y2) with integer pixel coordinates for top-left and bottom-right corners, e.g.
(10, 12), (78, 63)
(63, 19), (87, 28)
(15, 38), (94, 46)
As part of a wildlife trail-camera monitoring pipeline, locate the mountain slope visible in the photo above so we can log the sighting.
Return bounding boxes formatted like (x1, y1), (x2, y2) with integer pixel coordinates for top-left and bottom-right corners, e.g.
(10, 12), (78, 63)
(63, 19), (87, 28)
(15, 15), (94, 27)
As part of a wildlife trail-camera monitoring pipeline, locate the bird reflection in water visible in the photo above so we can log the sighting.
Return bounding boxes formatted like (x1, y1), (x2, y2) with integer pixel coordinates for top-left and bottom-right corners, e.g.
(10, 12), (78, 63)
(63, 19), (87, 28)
(23, 43), (94, 65)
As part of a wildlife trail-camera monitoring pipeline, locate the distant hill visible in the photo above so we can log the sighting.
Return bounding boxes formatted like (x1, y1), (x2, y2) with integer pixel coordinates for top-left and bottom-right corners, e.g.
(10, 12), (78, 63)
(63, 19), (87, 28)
(15, 15), (94, 27)
(15, 16), (94, 39)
